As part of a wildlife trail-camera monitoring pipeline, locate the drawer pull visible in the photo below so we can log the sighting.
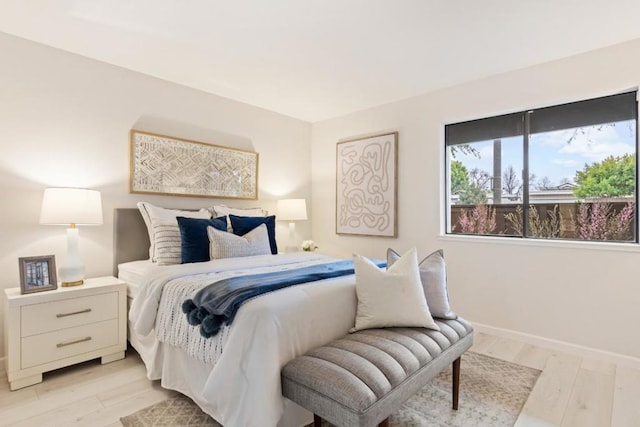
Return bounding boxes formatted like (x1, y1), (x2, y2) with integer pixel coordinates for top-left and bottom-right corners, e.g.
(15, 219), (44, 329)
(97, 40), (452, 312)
(56, 308), (92, 318)
(56, 337), (92, 348)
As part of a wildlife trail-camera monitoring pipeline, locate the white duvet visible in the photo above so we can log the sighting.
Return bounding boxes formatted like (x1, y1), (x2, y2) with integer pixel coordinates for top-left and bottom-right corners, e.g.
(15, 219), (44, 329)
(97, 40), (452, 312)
(128, 252), (360, 427)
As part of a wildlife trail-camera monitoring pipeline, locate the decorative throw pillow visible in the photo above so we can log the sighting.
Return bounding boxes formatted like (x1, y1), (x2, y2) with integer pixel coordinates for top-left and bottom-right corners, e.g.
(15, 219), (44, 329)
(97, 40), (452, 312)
(208, 223), (272, 259)
(387, 248), (456, 319)
(153, 222), (183, 266)
(212, 205), (264, 231)
(177, 216), (228, 263)
(351, 248), (439, 333)
(212, 205), (264, 218)
(229, 215), (278, 255)
(137, 202), (211, 262)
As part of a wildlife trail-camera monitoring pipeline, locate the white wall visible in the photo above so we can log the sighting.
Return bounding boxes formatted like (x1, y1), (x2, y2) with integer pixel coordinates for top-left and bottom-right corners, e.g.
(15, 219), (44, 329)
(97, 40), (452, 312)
(0, 33), (312, 358)
(311, 38), (640, 359)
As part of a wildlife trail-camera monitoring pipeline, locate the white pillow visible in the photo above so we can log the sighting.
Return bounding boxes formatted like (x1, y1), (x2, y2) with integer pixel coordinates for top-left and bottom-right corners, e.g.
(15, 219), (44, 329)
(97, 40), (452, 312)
(137, 202), (211, 262)
(212, 205), (264, 217)
(212, 205), (264, 231)
(153, 222), (182, 266)
(387, 249), (456, 319)
(351, 248), (439, 333)
(208, 223), (271, 259)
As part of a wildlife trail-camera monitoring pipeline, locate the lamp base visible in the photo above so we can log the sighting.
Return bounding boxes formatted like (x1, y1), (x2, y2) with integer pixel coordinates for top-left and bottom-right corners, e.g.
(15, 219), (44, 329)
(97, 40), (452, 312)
(59, 227), (85, 287)
(61, 280), (84, 287)
(286, 222), (298, 253)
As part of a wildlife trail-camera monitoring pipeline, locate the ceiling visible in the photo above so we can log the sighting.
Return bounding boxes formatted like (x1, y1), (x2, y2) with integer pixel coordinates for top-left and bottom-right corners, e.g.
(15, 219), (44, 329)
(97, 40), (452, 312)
(2, 0), (640, 122)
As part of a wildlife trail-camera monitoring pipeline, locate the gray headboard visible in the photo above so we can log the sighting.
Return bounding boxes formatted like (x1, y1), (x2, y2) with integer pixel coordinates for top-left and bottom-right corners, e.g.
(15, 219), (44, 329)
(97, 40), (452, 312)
(113, 208), (150, 276)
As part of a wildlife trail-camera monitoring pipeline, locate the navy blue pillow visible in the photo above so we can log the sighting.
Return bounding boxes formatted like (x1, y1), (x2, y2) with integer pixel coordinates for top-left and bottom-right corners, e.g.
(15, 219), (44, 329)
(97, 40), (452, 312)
(229, 214), (277, 255)
(177, 216), (228, 263)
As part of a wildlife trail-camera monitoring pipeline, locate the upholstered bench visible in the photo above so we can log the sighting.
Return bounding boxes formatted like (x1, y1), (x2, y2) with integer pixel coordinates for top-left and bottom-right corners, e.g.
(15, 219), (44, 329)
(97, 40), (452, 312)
(281, 317), (473, 427)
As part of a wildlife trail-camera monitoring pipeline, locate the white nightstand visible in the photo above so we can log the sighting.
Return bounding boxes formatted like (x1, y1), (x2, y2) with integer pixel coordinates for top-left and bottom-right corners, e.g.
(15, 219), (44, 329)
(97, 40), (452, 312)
(3, 276), (127, 390)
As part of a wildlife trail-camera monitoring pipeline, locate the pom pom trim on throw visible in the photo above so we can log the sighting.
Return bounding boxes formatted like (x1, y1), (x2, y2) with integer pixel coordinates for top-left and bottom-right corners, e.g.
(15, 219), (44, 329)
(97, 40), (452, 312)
(184, 300), (209, 327)
(183, 299), (223, 337)
(201, 314), (222, 338)
(182, 299), (196, 314)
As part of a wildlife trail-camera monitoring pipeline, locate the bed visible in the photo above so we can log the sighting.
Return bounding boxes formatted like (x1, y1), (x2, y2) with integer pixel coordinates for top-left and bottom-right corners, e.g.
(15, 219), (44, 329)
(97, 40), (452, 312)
(113, 208), (360, 427)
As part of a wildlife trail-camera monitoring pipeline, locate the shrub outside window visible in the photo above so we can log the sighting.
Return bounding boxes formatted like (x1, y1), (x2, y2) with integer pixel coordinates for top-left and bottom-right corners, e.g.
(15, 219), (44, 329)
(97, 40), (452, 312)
(445, 91), (638, 243)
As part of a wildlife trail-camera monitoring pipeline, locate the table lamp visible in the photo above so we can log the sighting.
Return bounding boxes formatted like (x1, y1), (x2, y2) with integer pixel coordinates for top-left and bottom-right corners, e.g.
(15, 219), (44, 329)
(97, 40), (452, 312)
(39, 188), (103, 287)
(277, 199), (307, 253)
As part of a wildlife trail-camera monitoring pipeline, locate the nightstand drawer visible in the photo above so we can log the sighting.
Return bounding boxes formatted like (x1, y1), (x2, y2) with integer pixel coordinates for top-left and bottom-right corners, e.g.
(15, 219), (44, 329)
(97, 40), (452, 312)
(21, 318), (119, 369)
(21, 292), (118, 337)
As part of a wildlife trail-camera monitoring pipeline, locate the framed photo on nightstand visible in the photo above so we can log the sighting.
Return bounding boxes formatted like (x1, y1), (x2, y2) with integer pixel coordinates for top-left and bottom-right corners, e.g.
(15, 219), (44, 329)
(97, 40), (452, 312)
(19, 255), (57, 294)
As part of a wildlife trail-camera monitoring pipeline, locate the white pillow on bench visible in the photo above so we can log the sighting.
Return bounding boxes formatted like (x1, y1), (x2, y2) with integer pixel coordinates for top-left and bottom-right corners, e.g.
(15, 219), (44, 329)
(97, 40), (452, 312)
(351, 248), (439, 332)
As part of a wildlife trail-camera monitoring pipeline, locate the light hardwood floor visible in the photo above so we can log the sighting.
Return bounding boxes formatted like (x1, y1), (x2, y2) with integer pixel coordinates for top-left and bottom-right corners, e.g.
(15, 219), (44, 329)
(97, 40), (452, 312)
(1, 332), (638, 427)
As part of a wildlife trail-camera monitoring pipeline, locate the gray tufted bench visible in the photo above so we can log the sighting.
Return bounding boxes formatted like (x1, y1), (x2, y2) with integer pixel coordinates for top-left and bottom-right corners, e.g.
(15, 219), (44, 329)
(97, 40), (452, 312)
(281, 317), (473, 427)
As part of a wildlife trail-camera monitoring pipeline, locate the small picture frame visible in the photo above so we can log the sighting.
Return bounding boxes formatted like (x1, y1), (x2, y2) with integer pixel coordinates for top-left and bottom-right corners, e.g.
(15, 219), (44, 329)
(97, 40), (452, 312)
(19, 255), (57, 294)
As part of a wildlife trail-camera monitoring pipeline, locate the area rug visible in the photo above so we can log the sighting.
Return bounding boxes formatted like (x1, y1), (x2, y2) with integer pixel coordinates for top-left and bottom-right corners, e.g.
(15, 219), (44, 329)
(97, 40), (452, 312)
(120, 352), (540, 427)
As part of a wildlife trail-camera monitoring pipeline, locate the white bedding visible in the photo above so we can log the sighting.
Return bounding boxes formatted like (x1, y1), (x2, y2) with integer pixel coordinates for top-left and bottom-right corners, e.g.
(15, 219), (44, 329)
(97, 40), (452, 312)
(128, 252), (361, 427)
(118, 259), (158, 298)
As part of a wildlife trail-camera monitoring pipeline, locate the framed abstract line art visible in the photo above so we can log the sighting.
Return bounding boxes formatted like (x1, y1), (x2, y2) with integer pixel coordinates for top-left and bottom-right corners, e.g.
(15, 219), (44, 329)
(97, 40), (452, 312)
(336, 132), (398, 237)
(130, 130), (259, 199)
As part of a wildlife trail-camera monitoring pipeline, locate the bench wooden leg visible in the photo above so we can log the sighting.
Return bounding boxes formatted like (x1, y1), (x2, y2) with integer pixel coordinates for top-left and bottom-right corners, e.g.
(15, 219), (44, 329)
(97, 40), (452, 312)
(452, 356), (461, 410)
(314, 414), (322, 427)
(379, 418), (389, 427)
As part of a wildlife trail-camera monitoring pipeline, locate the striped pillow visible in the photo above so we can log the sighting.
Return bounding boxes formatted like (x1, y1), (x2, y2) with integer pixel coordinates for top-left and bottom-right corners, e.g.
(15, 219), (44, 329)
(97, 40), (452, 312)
(154, 222), (183, 265)
(137, 202), (211, 262)
(208, 224), (271, 259)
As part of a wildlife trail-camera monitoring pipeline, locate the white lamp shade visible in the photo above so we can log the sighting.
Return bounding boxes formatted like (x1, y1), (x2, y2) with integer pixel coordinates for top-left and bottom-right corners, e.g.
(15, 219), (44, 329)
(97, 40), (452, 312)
(40, 188), (103, 226)
(277, 199), (307, 221)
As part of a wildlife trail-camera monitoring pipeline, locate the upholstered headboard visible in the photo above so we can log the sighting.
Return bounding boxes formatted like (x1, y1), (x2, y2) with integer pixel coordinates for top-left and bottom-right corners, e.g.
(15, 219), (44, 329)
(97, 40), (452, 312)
(113, 208), (150, 276)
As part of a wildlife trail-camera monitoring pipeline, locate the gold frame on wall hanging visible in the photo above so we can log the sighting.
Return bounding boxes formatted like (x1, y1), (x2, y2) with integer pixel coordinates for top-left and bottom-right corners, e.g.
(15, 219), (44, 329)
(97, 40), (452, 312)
(130, 130), (259, 200)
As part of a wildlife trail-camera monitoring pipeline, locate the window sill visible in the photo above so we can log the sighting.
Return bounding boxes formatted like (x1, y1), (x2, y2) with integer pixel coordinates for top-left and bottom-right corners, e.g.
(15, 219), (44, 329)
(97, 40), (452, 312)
(437, 233), (640, 253)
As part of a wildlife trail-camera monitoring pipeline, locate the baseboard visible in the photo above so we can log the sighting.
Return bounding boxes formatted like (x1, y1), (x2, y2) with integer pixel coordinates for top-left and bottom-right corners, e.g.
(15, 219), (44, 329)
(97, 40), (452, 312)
(471, 321), (640, 369)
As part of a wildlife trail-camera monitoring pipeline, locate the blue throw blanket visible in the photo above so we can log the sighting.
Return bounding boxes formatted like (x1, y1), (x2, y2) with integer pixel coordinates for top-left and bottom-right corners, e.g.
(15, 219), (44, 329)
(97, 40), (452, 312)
(182, 259), (385, 338)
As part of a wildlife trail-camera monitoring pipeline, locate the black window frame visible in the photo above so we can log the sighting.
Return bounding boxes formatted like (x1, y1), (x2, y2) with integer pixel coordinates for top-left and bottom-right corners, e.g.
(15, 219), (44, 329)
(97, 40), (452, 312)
(445, 91), (639, 243)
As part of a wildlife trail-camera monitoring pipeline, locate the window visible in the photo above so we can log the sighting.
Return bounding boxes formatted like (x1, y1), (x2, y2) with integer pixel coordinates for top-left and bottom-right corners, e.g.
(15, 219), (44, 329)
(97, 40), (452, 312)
(445, 91), (638, 242)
